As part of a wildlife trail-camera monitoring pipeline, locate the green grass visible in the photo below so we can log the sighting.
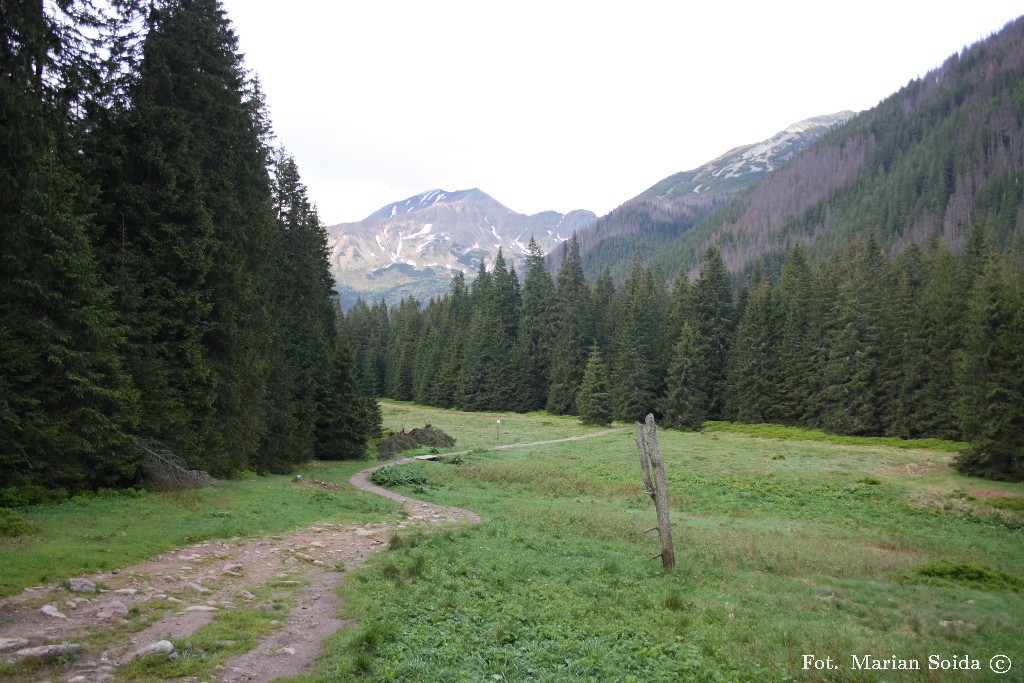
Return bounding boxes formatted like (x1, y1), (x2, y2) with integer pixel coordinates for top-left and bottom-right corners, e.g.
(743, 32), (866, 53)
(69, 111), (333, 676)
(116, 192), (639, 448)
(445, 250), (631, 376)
(285, 406), (1024, 682)
(706, 421), (970, 452)
(0, 460), (397, 597)
(3, 405), (1022, 681)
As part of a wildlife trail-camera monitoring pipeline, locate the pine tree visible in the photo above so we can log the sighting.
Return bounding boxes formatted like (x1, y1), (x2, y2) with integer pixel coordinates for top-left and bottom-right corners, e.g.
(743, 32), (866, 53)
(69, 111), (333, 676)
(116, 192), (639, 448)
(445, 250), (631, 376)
(576, 344), (612, 426)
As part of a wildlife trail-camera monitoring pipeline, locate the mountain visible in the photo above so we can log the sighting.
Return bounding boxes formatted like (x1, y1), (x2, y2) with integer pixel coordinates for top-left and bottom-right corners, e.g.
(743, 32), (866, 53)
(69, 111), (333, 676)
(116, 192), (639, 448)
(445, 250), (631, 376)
(639, 17), (1024, 282)
(325, 189), (595, 306)
(640, 112), (857, 200)
(570, 112), (856, 282)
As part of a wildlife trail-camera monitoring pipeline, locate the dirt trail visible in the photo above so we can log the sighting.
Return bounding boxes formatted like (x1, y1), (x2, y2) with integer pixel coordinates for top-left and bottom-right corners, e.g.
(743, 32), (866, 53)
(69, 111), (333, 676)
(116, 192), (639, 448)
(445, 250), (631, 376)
(0, 428), (620, 682)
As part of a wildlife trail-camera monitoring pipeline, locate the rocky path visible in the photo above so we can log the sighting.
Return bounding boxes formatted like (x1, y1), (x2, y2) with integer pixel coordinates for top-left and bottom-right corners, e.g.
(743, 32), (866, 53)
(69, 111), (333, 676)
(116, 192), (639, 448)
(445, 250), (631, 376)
(0, 429), (620, 682)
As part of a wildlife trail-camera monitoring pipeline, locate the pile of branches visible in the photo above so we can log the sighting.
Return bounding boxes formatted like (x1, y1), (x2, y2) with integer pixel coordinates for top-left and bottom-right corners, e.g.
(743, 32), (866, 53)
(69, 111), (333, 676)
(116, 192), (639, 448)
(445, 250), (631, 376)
(377, 424), (456, 458)
(136, 437), (219, 490)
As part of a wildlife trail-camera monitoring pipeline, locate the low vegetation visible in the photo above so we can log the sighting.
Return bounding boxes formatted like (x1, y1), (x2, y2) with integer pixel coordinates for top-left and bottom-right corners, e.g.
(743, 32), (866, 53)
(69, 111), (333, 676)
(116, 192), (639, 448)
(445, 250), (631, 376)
(4, 404), (1022, 681)
(291, 405), (1024, 682)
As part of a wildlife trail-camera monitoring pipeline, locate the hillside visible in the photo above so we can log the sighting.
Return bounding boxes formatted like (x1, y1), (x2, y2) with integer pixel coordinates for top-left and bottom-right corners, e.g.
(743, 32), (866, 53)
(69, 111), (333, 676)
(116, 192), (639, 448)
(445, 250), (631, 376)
(570, 112), (855, 282)
(653, 16), (1024, 280)
(325, 189), (595, 306)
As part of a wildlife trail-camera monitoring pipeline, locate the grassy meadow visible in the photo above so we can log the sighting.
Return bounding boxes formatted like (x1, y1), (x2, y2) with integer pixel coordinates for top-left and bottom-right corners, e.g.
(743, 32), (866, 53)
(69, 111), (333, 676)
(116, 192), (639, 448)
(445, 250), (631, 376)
(3, 401), (1023, 681)
(291, 402), (1024, 682)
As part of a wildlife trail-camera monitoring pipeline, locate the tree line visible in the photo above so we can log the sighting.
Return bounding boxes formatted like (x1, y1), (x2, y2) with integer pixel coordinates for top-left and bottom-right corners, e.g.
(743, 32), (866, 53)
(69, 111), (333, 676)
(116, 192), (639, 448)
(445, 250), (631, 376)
(348, 228), (1023, 482)
(1, 0), (376, 503)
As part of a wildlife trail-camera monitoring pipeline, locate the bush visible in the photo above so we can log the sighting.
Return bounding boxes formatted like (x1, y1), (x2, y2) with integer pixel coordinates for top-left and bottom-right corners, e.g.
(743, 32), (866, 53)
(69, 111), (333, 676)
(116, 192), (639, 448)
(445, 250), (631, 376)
(0, 509), (38, 538)
(369, 465), (428, 488)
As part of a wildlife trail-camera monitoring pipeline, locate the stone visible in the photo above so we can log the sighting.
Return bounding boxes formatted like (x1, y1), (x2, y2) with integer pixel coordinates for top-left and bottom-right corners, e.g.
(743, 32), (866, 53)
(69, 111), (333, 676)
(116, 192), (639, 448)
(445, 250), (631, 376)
(184, 582), (211, 593)
(238, 590), (257, 600)
(184, 605), (219, 612)
(130, 640), (176, 660)
(97, 601), (129, 619)
(66, 578), (96, 593)
(280, 646), (297, 655)
(222, 563), (243, 574)
(14, 643), (82, 659)
(0, 638), (31, 652)
(114, 588), (138, 596)
(40, 604), (67, 619)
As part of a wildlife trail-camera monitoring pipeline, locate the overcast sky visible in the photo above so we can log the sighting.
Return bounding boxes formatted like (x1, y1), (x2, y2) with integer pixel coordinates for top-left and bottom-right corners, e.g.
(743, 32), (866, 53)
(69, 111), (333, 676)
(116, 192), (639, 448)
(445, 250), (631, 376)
(220, 1), (1022, 225)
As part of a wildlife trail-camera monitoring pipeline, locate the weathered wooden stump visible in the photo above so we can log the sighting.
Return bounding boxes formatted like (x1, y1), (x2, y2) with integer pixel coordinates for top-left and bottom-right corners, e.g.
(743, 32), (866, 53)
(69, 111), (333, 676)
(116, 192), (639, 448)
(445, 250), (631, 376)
(635, 413), (675, 568)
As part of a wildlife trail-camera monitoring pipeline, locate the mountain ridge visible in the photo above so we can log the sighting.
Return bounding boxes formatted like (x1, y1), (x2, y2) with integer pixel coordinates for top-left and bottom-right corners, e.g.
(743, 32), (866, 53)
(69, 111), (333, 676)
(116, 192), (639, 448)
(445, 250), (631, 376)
(325, 189), (595, 306)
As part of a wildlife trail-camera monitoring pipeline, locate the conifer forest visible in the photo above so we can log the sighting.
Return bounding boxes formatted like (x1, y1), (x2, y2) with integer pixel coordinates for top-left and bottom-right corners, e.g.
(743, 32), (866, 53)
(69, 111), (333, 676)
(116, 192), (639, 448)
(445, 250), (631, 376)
(346, 230), (1024, 482)
(2, 0), (1023, 509)
(1, 0), (378, 502)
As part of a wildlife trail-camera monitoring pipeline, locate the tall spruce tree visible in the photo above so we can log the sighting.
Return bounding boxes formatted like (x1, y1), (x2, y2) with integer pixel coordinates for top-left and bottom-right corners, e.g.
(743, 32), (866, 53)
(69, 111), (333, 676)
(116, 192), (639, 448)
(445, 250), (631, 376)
(610, 252), (660, 422)
(689, 245), (735, 420)
(546, 234), (591, 415)
(90, 0), (282, 475)
(955, 256), (1024, 480)
(516, 238), (556, 410)
(0, 1), (141, 493)
(576, 343), (612, 426)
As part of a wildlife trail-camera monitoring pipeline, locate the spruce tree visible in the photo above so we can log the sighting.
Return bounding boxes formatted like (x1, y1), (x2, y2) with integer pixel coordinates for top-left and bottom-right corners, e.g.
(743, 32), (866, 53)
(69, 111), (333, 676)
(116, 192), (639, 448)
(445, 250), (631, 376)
(661, 323), (708, 430)
(610, 252), (659, 422)
(955, 256), (1024, 480)
(0, 1), (141, 493)
(576, 344), (612, 426)
(689, 245), (735, 420)
(724, 281), (780, 423)
(516, 238), (556, 410)
(546, 234), (591, 415)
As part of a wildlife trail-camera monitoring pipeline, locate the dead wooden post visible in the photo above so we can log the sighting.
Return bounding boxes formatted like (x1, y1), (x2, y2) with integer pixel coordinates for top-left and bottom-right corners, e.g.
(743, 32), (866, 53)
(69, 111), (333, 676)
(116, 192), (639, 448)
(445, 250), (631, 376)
(635, 413), (675, 569)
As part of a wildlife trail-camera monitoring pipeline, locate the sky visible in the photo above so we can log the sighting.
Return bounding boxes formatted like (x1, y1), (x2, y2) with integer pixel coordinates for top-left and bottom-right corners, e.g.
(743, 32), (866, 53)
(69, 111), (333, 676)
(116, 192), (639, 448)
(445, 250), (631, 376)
(220, 1), (1023, 225)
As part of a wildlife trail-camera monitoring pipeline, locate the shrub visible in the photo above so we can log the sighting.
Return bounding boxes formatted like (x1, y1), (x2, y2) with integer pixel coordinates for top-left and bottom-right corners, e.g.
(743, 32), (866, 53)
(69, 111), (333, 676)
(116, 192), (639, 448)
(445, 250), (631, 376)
(369, 465), (428, 488)
(0, 509), (38, 538)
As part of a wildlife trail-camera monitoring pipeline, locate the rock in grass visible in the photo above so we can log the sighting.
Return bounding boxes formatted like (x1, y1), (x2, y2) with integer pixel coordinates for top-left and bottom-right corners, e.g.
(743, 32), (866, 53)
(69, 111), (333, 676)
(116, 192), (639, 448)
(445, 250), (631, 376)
(40, 604), (68, 619)
(97, 601), (129, 619)
(66, 578), (96, 593)
(130, 640), (176, 660)
(0, 638), (30, 652)
(14, 643), (82, 659)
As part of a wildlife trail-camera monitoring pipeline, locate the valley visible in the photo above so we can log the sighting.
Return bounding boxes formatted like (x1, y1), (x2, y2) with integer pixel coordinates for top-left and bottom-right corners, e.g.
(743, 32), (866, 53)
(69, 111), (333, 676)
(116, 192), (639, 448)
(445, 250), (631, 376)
(2, 403), (1022, 681)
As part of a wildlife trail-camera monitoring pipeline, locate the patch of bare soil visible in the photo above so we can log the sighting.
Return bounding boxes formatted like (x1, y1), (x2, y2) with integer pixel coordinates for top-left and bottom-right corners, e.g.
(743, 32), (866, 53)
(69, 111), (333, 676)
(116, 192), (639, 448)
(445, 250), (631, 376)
(0, 458), (477, 683)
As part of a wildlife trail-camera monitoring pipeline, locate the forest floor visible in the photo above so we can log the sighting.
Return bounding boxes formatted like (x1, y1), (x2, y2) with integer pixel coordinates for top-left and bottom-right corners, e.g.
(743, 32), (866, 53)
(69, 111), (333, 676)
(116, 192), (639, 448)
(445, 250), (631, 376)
(0, 429), (619, 683)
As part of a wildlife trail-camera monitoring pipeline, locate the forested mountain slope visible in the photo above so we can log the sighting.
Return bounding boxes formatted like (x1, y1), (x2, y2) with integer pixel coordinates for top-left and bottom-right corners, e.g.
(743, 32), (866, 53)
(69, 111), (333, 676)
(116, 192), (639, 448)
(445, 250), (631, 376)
(569, 113), (855, 282)
(655, 16), (1024, 281)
